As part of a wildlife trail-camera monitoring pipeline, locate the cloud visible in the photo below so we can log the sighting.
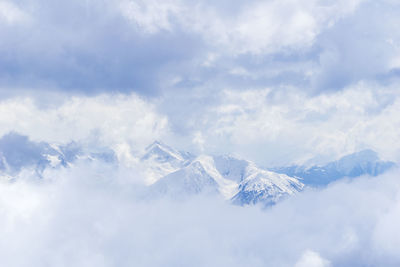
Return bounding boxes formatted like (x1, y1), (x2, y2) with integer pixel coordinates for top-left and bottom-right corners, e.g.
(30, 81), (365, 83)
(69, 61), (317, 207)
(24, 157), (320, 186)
(0, 0), (203, 96)
(295, 250), (331, 267)
(0, 1), (28, 24)
(167, 82), (400, 166)
(119, 0), (183, 34)
(1, 1), (400, 266)
(1, 158), (400, 266)
(1, 78), (400, 167)
(2, 0), (399, 95)
(311, 0), (400, 92)
(0, 94), (168, 153)
(0, 0), (399, 174)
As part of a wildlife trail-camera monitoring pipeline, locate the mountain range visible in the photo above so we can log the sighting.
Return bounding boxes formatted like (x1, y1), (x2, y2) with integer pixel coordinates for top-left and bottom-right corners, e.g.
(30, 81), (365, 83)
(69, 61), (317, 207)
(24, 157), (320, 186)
(272, 149), (396, 186)
(0, 132), (116, 180)
(141, 141), (304, 206)
(0, 132), (396, 206)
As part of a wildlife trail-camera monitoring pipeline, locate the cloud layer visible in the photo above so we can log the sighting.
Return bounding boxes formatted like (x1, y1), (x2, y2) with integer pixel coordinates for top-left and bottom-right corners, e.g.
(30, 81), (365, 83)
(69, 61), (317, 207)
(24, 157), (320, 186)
(1, 81), (399, 166)
(0, 94), (168, 152)
(1, 160), (400, 267)
(1, 0), (400, 96)
(183, 82), (400, 165)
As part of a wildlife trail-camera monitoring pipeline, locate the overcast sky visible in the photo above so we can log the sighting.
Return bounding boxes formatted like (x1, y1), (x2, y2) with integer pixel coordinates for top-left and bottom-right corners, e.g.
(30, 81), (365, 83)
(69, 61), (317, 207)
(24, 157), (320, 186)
(3, 1), (400, 266)
(1, 0), (400, 165)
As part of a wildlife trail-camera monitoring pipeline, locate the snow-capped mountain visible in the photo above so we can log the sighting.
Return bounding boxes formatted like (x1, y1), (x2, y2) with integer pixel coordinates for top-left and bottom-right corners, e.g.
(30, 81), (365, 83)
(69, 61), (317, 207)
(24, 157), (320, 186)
(139, 141), (194, 184)
(151, 153), (304, 206)
(0, 132), (116, 179)
(0, 134), (304, 206)
(151, 155), (239, 199)
(0, 132), (72, 176)
(272, 149), (396, 186)
(232, 163), (304, 206)
(3, 133), (393, 207)
(150, 158), (219, 198)
(213, 155), (249, 183)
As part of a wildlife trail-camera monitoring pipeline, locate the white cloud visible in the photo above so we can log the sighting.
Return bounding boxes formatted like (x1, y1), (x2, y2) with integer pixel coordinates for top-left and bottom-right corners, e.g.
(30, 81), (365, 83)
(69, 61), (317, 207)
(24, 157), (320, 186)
(226, 0), (363, 54)
(1, 80), (399, 167)
(118, 0), (364, 55)
(295, 250), (331, 267)
(0, 1), (28, 24)
(119, 0), (182, 33)
(0, 0), (398, 94)
(1, 1), (400, 265)
(182, 82), (400, 165)
(0, 94), (168, 153)
(0, 160), (400, 266)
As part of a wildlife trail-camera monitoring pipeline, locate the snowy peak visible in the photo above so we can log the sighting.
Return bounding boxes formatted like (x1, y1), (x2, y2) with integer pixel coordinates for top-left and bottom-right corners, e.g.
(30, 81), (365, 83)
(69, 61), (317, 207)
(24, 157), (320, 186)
(0, 132), (116, 178)
(191, 155), (240, 199)
(150, 158), (219, 198)
(332, 149), (385, 175)
(140, 140), (193, 184)
(339, 149), (379, 163)
(0, 133), (70, 175)
(213, 155), (249, 183)
(0, 135), (304, 206)
(151, 155), (239, 199)
(142, 140), (187, 163)
(232, 164), (304, 206)
(151, 152), (304, 205)
(272, 149), (396, 186)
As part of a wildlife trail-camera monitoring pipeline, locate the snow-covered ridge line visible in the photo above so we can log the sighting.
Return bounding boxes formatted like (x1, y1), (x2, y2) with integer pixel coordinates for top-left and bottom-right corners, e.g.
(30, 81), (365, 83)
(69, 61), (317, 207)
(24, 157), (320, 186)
(142, 143), (305, 206)
(0, 133), (395, 206)
(271, 149), (396, 186)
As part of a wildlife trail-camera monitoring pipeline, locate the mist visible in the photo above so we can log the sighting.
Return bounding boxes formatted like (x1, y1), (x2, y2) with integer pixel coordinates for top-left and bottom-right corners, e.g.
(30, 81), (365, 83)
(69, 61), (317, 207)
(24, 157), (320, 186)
(1, 161), (400, 267)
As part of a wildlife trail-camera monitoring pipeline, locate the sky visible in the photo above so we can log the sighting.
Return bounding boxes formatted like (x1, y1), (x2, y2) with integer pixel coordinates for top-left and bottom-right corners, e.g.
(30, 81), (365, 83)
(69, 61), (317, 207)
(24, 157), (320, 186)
(1, 0), (400, 166)
(2, 1), (400, 266)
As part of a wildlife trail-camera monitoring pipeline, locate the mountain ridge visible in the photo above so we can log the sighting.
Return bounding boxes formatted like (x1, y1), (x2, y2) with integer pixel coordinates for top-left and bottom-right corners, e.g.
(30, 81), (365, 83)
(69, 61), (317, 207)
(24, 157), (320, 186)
(0, 133), (395, 206)
(271, 149), (396, 186)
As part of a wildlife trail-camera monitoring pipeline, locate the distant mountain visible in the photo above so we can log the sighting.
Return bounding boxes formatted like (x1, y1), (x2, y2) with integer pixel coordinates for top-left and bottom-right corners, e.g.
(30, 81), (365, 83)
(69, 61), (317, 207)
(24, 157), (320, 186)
(0, 134), (306, 206)
(0, 132), (116, 179)
(232, 163), (304, 206)
(151, 155), (238, 199)
(6, 134), (392, 207)
(140, 141), (194, 184)
(272, 149), (396, 186)
(151, 153), (304, 206)
(150, 158), (220, 198)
